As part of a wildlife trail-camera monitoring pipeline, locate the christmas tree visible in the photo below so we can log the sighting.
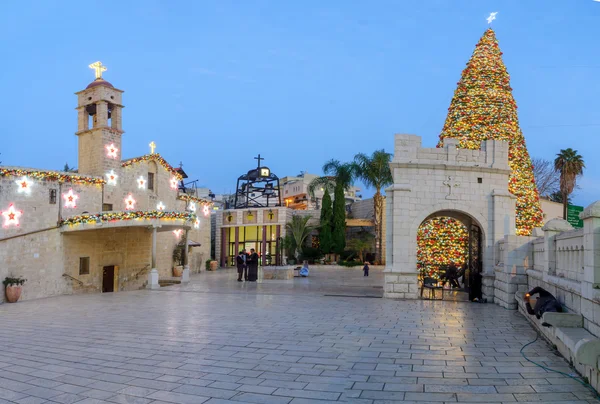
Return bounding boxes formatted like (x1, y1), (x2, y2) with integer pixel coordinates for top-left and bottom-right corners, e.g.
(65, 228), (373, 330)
(438, 28), (543, 235)
(417, 217), (468, 279)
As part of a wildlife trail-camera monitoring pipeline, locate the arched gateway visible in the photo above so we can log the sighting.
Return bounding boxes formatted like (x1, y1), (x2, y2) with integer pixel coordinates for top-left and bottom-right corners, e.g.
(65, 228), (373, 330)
(384, 134), (516, 301)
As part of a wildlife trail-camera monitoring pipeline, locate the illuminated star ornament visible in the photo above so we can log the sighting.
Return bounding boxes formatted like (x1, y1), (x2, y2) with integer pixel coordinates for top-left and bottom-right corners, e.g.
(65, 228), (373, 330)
(203, 205), (210, 217)
(173, 229), (183, 238)
(106, 170), (118, 185)
(15, 176), (33, 194)
(170, 177), (179, 190)
(156, 201), (166, 211)
(62, 189), (79, 208)
(486, 12), (498, 24)
(124, 194), (136, 210)
(2, 204), (23, 227)
(194, 218), (200, 229)
(189, 202), (196, 212)
(137, 176), (146, 189)
(105, 143), (119, 159)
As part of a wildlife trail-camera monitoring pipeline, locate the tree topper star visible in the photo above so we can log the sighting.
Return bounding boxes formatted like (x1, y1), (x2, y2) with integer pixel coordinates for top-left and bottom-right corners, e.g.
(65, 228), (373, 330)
(487, 12), (498, 24)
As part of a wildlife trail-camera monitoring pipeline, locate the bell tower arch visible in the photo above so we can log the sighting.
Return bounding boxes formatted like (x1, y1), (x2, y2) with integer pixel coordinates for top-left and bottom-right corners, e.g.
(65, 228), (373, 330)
(75, 61), (125, 178)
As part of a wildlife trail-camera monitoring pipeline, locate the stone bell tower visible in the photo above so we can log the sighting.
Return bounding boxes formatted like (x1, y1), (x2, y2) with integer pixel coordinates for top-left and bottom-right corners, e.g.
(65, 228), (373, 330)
(75, 61), (125, 178)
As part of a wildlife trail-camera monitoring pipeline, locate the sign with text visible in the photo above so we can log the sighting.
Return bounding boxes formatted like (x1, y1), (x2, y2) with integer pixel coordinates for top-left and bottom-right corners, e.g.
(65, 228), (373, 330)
(567, 204), (583, 229)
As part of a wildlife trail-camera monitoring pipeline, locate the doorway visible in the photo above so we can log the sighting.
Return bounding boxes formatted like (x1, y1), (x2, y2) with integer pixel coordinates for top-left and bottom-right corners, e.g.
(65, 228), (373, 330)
(102, 266), (115, 293)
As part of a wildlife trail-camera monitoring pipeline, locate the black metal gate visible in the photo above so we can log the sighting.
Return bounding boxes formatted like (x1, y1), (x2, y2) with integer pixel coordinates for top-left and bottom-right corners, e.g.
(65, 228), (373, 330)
(467, 223), (483, 299)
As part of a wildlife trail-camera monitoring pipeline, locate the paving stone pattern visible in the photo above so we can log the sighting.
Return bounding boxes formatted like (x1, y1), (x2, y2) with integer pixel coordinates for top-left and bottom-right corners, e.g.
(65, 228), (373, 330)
(0, 267), (598, 403)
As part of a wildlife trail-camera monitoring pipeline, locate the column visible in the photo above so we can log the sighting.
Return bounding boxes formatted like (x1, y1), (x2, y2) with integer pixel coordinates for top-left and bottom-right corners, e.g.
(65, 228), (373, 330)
(234, 227), (239, 259)
(77, 107), (88, 132)
(147, 226), (160, 289)
(182, 229), (190, 283)
(276, 225), (281, 265)
(262, 226), (267, 266)
(96, 101), (109, 127)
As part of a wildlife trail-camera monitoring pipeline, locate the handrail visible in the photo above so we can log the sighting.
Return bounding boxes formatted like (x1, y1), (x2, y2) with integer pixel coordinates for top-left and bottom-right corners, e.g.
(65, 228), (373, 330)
(62, 273), (84, 286)
(0, 225), (59, 243)
(132, 264), (151, 279)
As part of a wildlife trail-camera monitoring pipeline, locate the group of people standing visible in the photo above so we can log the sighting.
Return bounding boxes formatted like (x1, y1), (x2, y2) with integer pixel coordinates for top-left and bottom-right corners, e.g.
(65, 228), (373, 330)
(235, 249), (259, 282)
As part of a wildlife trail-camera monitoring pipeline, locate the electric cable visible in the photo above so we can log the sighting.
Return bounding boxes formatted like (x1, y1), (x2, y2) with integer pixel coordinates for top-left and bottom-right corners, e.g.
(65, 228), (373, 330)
(520, 333), (600, 400)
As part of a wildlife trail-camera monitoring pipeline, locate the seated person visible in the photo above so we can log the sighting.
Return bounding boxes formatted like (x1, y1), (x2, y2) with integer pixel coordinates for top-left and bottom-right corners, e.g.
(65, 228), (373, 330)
(524, 287), (563, 319)
(299, 261), (309, 277)
(442, 263), (461, 289)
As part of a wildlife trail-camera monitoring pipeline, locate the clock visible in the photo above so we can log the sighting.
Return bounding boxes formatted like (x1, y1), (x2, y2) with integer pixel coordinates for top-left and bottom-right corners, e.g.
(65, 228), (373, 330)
(260, 168), (270, 177)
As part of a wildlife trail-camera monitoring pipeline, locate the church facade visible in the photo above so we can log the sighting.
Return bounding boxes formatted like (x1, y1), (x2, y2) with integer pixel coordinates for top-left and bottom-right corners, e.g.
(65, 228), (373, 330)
(0, 63), (211, 302)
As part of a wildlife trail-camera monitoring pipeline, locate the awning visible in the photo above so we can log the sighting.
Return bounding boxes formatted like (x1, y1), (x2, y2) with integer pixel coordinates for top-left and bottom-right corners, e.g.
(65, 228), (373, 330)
(188, 239), (202, 247)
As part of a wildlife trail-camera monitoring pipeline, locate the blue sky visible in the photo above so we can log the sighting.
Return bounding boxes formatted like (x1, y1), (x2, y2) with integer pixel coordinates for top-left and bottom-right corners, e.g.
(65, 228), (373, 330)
(1, 1), (599, 206)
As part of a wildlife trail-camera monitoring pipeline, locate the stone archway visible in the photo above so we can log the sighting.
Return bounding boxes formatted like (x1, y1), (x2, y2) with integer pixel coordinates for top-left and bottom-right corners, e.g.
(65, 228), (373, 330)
(384, 134), (516, 301)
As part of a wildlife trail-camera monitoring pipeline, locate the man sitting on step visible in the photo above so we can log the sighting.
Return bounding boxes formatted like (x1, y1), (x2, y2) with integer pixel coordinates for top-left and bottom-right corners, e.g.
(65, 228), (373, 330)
(524, 287), (563, 320)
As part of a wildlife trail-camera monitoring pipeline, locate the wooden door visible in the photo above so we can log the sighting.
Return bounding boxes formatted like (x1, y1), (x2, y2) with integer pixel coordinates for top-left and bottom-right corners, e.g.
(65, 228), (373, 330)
(102, 266), (115, 293)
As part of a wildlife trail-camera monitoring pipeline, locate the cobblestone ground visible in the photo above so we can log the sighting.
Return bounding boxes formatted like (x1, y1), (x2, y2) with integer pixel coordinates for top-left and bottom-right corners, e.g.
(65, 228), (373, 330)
(0, 267), (598, 404)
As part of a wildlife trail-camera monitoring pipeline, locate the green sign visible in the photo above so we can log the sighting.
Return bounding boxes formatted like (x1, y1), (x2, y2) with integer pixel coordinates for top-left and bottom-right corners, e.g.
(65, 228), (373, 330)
(567, 205), (584, 228)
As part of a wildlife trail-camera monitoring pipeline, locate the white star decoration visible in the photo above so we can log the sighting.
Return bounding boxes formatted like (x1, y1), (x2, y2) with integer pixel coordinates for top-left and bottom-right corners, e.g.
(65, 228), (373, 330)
(189, 202), (196, 212)
(194, 218), (200, 229)
(170, 177), (179, 190)
(105, 143), (119, 159)
(156, 201), (166, 211)
(203, 205), (210, 217)
(173, 229), (183, 238)
(62, 188), (79, 208)
(2, 204), (22, 227)
(487, 12), (498, 24)
(124, 194), (136, 210)
(15, 176), (33, 194)
(137, 176), (146, 189)
(106, 170), (118, 185)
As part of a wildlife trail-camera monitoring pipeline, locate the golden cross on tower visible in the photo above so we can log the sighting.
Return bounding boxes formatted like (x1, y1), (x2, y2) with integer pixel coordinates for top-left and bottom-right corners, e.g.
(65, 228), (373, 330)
(89, 61), (107, 79)
(149, 141), (156, 154)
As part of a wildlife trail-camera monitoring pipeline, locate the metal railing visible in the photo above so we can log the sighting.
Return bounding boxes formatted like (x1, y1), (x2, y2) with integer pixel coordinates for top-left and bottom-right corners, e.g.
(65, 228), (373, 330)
(61, 273), (84, 286)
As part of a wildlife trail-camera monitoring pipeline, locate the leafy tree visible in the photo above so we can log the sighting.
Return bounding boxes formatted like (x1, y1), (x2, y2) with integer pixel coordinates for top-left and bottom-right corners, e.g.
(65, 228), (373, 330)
(548, 191), (572, 205)
(532, 157), (560, 197)
(332, 182), (346, 255)
(285, 215), (317, 260)
(318, 188), (333, 254)
(353, 150), (393, 264)
(346, 232), (375, 263)
(63, 163), (76, 172)
(554, 148), (585, 220)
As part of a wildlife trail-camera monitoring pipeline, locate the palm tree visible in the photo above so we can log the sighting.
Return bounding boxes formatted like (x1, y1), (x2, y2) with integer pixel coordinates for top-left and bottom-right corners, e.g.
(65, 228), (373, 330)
(285, 215), (317, 260)
(554, 148), (585, 220)
(353, 150), (393, 264)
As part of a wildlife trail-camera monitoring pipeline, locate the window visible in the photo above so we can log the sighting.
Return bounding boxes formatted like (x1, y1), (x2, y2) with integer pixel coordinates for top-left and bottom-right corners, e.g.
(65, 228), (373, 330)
(79, 257), (90, 275)
(102, 203), (113, 211)
(148, 172), (155, 191)
(477, 177), (483, 184)
(49, 189), (57, 204)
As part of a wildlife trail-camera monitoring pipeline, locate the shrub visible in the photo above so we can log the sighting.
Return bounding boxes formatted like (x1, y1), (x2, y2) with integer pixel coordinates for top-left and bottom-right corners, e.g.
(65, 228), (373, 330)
(300, 247), (323, 263)
(205, 259), (213, 271)
(338, 260), (363, 267)
(3, 276), (26, 287)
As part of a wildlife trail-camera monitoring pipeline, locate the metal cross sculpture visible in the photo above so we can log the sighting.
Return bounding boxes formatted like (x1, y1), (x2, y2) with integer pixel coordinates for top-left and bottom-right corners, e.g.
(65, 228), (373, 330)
(89, 61), (107, 79)
(254, 154), (264, 167)
(443, 176), (460, 199)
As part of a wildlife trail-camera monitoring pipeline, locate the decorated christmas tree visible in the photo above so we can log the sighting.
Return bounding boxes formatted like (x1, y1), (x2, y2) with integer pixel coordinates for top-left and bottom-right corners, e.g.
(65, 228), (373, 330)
(417, 217), (468, 279)
(437, 28), (543, 235)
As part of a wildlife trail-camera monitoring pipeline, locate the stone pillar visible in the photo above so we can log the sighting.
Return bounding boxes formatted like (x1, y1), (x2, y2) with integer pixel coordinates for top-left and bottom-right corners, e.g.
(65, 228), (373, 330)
(581, 202), (600, 299)
(77, 107), (88, 132)
(147, 226), (160, 289)
(96, 101), (109, 127)
(543, 219), (573, 276)
(182, 229), (190, 283)
(111, 106), (122, 131)
(262, 226), (267, 266)
(494, 234), (536, 309)
(488, 189), (517, 302)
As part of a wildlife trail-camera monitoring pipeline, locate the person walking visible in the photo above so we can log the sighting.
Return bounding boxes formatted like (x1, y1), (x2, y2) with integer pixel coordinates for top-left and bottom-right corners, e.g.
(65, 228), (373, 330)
(235, 251), (245, 282)
(363, 262), (370, 277)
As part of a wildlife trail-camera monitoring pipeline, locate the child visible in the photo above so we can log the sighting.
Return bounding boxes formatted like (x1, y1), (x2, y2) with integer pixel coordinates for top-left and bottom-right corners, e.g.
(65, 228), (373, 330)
(363, 262), (369, 277)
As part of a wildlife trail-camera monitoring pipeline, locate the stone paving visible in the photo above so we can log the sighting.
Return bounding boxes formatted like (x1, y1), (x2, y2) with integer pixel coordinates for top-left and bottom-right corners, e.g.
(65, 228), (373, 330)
(0, 266), (598, 404)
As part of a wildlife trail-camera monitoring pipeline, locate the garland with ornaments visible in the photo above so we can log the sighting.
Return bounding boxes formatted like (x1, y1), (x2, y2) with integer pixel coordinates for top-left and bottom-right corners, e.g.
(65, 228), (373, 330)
(176, 193), (213, 206)
(121, 154), (182, 180)
(60, 210), (196, 227)
(417, 217), (468, 280)
(0, 168), (105, 186)
(437, 28), (543, 236)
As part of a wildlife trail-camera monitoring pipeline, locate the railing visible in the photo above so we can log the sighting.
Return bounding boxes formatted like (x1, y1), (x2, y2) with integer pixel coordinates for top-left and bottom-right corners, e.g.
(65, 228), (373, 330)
(62, 273), (84, 286)
(132, 265), (151, 280)
(532, 238), (545, 271)
(555, 229), (584, 282)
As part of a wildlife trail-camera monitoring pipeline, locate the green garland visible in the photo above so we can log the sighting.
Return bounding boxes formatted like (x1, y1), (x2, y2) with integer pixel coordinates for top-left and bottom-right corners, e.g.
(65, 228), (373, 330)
(177, 193), (213, 206)
(1, 168), (105, 186)
(121, 153), (182, 180)
(61, 210), (195, 226)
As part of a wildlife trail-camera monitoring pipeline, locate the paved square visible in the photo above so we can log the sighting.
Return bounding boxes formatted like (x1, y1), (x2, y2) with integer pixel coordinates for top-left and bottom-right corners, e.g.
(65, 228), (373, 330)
(0, 267), (597, 403)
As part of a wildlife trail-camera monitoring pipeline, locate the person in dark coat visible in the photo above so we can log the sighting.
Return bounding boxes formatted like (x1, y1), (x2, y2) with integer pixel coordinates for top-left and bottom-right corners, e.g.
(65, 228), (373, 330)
(248, 248), (259, 281)
(525, 287), (563, 319)
(443, 263), (461, 289)
(363, 262), (369, 277)
(235, 251), (245, 282)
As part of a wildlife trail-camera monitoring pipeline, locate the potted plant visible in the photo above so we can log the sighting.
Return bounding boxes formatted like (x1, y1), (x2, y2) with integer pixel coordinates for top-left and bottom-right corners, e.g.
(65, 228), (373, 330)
(3, 276), (26, 303)
(172, 242), (185, 277)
